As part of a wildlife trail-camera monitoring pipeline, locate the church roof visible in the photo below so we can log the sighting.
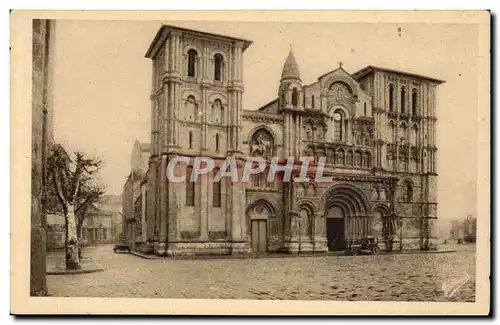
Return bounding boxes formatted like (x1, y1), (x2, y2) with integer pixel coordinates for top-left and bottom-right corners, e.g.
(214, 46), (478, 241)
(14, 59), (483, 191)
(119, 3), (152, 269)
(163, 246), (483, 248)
(145, 24), (253, 58)
(281, 49), (301, 81)
(352, 65), (445, 84)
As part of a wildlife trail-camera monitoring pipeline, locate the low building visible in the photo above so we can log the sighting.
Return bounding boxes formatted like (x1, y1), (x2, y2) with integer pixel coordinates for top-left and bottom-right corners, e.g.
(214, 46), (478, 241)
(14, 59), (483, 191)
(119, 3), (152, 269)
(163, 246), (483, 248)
(97, 194), (122, 244)
(46, 198), (121, 250)
(122, 140), (149, 251)
(46, 214), (65, 250)
(81, 212), (114, 246)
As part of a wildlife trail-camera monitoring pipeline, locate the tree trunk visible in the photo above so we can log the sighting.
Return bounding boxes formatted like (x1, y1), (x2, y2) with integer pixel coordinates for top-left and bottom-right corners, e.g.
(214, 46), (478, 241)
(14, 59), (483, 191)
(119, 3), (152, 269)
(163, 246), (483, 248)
(76, 214), (84, 258)
(65, 205), (81, 269)
(76, 225), (83, 259)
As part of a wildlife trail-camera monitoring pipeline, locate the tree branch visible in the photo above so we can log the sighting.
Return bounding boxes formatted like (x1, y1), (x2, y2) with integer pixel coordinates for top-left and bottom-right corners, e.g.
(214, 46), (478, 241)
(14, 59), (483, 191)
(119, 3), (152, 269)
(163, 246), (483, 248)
(51, 166), (68, 210)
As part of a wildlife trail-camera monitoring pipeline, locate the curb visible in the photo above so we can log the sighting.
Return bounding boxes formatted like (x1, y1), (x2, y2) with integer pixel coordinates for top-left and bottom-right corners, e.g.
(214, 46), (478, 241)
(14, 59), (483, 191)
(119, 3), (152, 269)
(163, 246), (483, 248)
(46, 259), (104, 275)
(128, 249), (457, 261)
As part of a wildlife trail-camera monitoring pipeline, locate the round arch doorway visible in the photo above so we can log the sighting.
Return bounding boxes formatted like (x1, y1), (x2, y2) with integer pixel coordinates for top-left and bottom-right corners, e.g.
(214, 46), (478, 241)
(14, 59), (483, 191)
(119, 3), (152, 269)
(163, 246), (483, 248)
(326, 206), (346, 251)
(246, 200), (275, 254)
(322, 184), (370, 252)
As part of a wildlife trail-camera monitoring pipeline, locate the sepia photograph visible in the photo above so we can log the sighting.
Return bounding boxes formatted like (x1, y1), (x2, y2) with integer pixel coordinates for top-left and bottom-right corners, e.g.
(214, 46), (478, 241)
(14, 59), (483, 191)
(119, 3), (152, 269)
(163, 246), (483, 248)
(11, 10), (490, 315)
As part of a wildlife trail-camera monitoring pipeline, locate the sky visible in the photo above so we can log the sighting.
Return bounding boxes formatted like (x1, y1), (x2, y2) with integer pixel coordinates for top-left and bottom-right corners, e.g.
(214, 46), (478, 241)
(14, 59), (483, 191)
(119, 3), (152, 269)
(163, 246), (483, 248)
(50, 20), (479, 223)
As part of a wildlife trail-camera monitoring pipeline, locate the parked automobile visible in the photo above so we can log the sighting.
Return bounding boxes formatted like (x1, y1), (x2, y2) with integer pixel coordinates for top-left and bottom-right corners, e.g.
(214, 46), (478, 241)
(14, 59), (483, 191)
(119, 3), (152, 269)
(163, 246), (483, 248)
(346, 236), (381, 256)
(113, 244), (130, 254)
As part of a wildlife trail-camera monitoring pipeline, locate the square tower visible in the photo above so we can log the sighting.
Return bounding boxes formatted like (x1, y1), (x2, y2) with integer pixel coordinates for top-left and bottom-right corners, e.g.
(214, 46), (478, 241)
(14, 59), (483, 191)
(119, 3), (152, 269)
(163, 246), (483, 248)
(144, 25), (252, 255)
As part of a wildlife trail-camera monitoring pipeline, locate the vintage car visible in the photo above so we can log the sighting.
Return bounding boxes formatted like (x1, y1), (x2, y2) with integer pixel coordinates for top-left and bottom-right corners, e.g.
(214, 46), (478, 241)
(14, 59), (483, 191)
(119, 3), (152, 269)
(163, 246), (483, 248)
(347, 236), (381, 256)
(113, 233), (131, 253)
(113, 244), (131, 254)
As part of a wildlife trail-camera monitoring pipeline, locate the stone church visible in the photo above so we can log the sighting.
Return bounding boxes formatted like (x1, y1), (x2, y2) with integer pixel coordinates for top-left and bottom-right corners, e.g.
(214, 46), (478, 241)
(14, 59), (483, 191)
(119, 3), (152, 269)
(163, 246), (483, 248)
(123, 24), (443, 256)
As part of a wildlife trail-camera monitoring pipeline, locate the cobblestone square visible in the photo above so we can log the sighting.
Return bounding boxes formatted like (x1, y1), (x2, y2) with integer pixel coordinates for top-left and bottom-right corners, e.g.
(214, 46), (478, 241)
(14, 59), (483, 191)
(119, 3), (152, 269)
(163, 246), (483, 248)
(47, 244), (475, 302)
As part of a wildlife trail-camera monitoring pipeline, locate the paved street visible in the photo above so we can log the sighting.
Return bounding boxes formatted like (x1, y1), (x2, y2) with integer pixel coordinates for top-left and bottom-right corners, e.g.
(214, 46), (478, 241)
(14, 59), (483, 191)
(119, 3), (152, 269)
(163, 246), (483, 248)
(47, 244), (475, 302)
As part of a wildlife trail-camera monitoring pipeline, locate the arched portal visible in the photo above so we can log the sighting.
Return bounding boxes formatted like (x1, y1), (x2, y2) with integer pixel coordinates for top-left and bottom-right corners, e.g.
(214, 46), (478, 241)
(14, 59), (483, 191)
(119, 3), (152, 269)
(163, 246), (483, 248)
(246, 200), (274, 254)
(322, 184), (370, 251)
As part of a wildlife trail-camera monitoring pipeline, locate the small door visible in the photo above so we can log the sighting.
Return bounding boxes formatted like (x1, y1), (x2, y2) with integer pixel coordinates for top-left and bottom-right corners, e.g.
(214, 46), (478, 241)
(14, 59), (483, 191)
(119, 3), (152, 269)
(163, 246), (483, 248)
(251, 220), (267, 253)
(251, 220), (259, 252)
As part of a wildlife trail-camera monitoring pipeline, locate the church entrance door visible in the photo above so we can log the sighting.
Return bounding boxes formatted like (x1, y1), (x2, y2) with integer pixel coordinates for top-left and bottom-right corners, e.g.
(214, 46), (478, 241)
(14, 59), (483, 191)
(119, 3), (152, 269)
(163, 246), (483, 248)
(326, 206), (346, 251)
(251, 220), (267, 253)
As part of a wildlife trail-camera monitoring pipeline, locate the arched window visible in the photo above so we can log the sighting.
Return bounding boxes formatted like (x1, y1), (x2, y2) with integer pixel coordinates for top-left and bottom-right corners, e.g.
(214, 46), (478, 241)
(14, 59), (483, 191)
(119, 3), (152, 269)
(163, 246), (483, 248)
(292, 88), (298, 107)
(399, 153), (407, 172)
(333, 110), (344, 142)
(412, 89), (418, 115)
(402, 181), (413, 202)
(215, 133), (219, 151)
(389, 85), (394, 112)
(336, 150), (344, 165)
(186, 166), (195, 206)
(387, 152), (395, 170)
(212, 99), (223, 123)
(213, 168), (221, 207)
(315, 126), (324, 142)
(412, 125), (418, 146)
(189, 131), (193, 149)
(354, 151), (362, 167)
(401, 87), (406, 114)
(389, 120), (396, 143)
(399, 123), (407, 144)
(346, 151), (353, 166)
(411, 153), (419, 173)
(187, 49), (197, 77)
(311, 95), (315, 108)
(185, 95), (197, 120)
(364, 103), (367, 116)
(214, 54), (223, 81)
(363, 152), (371, 168)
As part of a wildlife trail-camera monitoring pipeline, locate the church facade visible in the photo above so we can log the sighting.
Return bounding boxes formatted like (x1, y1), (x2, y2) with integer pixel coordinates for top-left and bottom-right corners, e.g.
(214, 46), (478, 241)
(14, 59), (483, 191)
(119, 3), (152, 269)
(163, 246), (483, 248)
(129, 24), (442, 256)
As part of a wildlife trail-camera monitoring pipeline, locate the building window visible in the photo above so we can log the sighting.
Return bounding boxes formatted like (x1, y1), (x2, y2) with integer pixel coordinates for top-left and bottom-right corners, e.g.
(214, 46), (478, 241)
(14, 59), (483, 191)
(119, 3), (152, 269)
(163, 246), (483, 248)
(363, 153), (371, 168)
(389, 120), (396, 143)
(346, 151), (353, 166)
(412, 125), (419, 146)
(311, 95), (315, 108)
(213, 168), (221, 207)
(336, 151), (344, 165)
(354, 152), (362, 166)
(215, 133), (219, 151)
(401, 87), (406, 114)
(387, 153), (395, 170)
(187, 49), (197, 77)
(213, 98), (223, 123)
(189, 131), (193, 149)
(402, 181), (413, 202)
(333, 110), (344, 142)
(399, 123), (407, 144)
(389, 85), (394, 112)
(214, 54), (223, 81)
(186, 95), (197, 120)
(292, 88), (298, 107)
(186, 166), (195, 206)
(399, 153), (407, 172)
(412, 89), (418, 115)
(364, 102), (367, 116)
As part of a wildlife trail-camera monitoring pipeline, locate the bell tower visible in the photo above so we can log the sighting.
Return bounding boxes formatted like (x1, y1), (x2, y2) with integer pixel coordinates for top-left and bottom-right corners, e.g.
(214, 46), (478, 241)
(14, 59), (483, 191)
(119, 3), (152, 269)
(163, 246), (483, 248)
(144, 25), (253, 256)
(278, 46), (303, 111)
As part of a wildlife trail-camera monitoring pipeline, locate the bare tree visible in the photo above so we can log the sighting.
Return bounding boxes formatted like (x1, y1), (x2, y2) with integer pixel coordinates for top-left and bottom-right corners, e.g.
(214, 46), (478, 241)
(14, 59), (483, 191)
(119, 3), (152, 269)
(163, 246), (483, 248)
(47, 144), (104, 270)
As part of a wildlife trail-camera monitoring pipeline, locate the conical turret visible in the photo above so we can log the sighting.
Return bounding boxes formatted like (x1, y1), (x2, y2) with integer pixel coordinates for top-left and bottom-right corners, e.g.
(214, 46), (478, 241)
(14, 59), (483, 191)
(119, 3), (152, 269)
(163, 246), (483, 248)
(280, 46), (301, 81)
